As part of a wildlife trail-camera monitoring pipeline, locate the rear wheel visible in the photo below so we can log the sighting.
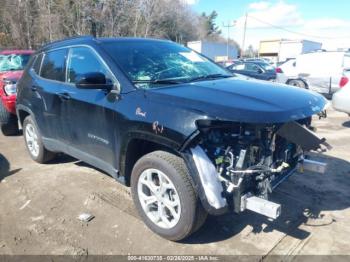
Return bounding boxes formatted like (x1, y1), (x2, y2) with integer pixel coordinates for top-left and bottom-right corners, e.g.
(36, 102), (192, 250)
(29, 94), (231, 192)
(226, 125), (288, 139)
(0, 101), (19, 136)
(287, 79), (307, 89)
(131, 151), (207, 241)
(23, 115), (56, 163)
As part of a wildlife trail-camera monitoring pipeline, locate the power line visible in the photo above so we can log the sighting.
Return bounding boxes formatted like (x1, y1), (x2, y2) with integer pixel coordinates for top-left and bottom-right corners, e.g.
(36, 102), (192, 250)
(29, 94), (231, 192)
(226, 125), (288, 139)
(248, 14), (350, 40)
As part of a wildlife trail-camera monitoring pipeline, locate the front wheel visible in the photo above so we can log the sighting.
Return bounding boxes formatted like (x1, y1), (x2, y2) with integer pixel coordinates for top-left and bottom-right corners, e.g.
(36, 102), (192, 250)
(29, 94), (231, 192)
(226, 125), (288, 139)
(131, 151), (207, 241)
(287, 79), (307, 89)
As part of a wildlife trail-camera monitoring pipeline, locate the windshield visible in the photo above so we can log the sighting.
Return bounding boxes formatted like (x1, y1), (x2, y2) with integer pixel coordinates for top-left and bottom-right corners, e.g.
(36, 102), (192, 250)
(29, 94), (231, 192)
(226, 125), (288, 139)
(102, 40), (231, 88)
(0, 54), (31, 72)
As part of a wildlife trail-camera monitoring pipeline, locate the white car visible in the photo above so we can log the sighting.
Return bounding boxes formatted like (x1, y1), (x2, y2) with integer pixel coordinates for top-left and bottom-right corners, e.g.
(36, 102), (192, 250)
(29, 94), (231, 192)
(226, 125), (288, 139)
(276, 59), (322, 89)
(332, 77), (350, 115)
(276, 51), (350, 96)
(276, 59), (297, 84)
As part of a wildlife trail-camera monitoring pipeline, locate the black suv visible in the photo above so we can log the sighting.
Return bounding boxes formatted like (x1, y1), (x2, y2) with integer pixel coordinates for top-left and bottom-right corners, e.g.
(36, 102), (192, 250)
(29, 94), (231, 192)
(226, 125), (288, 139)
(16, 36), (329, 241)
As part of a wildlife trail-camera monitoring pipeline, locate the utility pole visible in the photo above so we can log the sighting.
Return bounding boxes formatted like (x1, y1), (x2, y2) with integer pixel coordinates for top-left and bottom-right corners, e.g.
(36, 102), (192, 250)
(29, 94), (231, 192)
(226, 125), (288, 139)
(222, 20), (236, 61)
(241, 13), (248, 58)
(48, 0), (52, 42)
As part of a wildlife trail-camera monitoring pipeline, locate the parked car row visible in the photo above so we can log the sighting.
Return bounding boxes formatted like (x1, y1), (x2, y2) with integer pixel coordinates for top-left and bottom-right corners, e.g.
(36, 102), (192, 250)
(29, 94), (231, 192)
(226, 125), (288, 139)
(275, 51), (350, 97)
(222, 51), (350, 101)
(226, 60), (277, 81)
(219, 51), (350, 117)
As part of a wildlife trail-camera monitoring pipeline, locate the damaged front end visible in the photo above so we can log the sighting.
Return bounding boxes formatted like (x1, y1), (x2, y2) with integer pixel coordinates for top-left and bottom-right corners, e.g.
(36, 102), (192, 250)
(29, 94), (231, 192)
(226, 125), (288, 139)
(184, 119), (330, 219)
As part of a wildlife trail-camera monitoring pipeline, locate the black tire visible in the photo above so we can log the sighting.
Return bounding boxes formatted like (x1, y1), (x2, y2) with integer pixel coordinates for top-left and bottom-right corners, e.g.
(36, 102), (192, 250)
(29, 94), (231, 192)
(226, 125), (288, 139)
(0, 101), (19, 136)
(131, 151), (207, 241)
(287, 79), (307, 89)
(192, 199), (208, 234)
(23, 115), (56, 163)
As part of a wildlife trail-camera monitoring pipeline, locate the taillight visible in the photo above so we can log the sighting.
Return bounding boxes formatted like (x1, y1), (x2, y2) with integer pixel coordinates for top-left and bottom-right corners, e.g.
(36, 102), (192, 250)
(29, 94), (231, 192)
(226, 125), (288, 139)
(276, 67), (283, 73)
(3, 79), (17, 95)
(339, 76), (349, 88)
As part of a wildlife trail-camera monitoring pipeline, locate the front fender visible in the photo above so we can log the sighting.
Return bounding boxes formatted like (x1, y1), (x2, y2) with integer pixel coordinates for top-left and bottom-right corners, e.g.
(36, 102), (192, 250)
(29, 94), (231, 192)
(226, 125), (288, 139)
(16, 104), (38, 130)
(118, 129), (182, 180)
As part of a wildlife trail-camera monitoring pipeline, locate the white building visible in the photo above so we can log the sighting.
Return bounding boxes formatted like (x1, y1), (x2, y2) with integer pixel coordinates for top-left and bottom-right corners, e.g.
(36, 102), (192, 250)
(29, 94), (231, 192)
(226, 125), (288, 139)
(259, 39), (322, 63)
(187, 40), (238, 61)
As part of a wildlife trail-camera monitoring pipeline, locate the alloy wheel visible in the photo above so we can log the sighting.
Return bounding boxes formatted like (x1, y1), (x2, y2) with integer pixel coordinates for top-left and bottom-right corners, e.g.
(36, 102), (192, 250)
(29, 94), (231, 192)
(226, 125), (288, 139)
(25, 123), (39, 157)
(137, 168), (181, 229)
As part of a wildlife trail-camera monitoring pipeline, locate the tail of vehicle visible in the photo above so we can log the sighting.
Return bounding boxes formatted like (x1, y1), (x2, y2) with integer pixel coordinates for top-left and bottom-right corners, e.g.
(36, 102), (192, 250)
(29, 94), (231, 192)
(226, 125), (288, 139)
(339, 76), (349, 88)
(275, 67), (283, 74)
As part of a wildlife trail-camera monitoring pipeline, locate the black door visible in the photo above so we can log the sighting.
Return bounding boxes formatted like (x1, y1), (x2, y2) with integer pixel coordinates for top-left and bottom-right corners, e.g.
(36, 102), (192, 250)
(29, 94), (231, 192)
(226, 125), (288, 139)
(63, 46), (120, 170)
(31, 48), (69, 147)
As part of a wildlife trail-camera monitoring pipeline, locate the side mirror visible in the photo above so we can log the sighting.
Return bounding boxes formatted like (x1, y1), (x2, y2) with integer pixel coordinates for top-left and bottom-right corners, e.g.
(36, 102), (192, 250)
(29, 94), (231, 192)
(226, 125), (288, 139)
(75, 72), (113, 90)
(257, 68), (264, 74)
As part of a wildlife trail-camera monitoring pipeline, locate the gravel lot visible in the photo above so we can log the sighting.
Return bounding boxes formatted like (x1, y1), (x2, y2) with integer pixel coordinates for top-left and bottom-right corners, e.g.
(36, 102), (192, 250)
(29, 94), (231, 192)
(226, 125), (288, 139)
(0, 107), (350, 257)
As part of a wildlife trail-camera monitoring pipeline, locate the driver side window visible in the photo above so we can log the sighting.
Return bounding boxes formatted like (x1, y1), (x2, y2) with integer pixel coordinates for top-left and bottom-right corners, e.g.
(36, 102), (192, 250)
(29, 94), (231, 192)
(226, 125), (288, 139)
(245, 63), (260, 72)
(67, 47), (113, 84)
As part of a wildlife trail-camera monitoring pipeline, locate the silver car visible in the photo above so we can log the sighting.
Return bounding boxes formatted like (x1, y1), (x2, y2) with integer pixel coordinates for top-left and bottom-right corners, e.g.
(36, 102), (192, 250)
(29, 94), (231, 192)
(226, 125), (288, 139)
(332, 77), (350, 115)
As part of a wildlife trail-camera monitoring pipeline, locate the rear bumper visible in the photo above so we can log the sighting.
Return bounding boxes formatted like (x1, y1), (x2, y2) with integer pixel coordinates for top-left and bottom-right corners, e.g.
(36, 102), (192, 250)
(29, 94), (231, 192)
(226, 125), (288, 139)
(332, 90), (350, 114)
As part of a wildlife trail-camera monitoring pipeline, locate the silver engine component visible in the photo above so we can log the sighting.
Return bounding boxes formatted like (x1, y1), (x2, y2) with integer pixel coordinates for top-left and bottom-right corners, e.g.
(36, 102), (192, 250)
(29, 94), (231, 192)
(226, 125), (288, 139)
(191, 146), (227, 209)
(299, 158), (327, 174)
(241, 194), (281, 219)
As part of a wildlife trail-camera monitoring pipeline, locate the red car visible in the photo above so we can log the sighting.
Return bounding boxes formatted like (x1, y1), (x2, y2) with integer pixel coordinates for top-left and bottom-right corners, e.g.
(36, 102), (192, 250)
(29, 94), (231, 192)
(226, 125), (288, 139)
(0, 49), (34, 135)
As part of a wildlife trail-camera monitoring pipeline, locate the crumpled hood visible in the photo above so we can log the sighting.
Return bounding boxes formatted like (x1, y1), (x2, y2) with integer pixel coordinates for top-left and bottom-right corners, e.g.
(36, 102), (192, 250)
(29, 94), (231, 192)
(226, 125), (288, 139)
(147, 78), (327, 124)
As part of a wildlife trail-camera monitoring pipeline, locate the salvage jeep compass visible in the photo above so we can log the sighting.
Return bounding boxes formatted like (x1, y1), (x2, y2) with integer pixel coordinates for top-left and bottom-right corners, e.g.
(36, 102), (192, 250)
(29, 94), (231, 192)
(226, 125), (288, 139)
(16, 36), (330, 241)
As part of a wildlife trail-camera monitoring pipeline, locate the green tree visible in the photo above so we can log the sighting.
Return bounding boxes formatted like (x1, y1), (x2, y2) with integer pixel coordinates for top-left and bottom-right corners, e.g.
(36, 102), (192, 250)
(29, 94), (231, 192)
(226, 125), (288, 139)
(200, 11), (221, 38)
(0, 0), (229, 49)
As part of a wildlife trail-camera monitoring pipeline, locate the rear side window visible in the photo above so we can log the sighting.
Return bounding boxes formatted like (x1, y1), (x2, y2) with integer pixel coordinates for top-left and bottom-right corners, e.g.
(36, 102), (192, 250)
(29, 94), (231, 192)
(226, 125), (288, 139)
(232, 64), (245, 71)
(32, 53), (43, 75)
(40, 49), (68, 82)
(245, 63), (260, 72)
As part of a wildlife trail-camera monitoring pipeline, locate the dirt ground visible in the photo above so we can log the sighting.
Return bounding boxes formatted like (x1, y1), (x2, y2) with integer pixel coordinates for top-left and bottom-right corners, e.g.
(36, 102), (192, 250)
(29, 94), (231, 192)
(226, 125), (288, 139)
(0, 107), (350, 258)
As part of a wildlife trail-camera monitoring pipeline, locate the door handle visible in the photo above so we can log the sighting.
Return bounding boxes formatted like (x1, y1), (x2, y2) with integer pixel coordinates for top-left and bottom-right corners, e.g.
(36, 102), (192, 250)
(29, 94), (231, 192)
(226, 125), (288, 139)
(57, 92), (71, 101)
(31, 85), (39, 91)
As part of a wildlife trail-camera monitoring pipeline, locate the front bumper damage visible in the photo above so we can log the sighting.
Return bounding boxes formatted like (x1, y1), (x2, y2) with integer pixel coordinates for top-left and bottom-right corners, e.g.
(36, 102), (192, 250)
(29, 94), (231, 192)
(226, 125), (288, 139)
(239, 158), (327, 219)
(186, 121), (330, 219)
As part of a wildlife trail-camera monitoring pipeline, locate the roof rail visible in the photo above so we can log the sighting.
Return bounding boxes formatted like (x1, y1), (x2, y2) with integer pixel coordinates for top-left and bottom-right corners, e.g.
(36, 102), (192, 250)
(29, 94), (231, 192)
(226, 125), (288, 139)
(40, 35), (94, 49)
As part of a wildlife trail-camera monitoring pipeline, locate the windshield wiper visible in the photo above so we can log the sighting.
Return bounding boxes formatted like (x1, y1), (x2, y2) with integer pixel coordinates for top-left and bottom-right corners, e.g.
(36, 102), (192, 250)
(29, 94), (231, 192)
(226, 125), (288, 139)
(132, 74), (232, 85)
(187, 74), (232, 82)
(132, 78), (183, 85)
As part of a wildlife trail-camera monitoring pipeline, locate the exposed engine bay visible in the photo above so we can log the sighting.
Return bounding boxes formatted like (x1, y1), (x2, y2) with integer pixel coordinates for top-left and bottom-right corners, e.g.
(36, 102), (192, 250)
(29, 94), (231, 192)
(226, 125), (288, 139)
(190, 119), (330, 218)
(201, 124), (300, 198)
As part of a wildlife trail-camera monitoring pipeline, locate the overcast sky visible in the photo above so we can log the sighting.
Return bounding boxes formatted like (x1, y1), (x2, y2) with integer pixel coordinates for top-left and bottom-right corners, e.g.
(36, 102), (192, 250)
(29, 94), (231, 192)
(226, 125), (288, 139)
(184, 0), (350, 50)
